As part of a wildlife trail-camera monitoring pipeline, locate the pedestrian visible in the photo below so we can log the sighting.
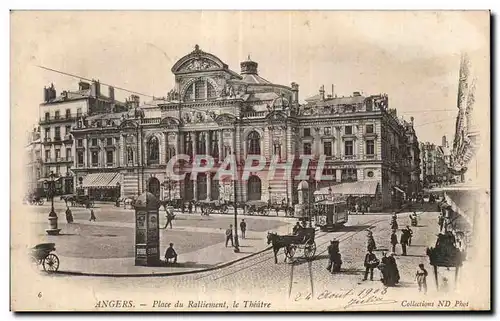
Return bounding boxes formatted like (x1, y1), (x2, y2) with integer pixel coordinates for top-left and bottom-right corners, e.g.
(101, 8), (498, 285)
(388, 253), (400, 285)
(188, 201), (193, 214)
(292, 222), (302, 235)
(390, 213), (399, 230)
(367, 230), (377, 252)
(225, 224), (234, 247)
(363, 248), (379, 281)
(415, 263), (428, 294)
(181, 202), (185, 213)
(163, 207), (174, 229)
(164, 243), (178, 264)
(327, 240), (342, 273)
(405, 225), (414, 246)
(400, 229), (409, 256)
(65, 206), (73, 223)
(390, 230), (398, 254)
(438, 213), (445, 232)
(240, 219), (247, 239)
(89, 208), (96, 222)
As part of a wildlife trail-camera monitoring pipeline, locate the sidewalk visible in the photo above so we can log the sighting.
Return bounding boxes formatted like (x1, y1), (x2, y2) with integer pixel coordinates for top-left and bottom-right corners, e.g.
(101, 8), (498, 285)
(54, 219), (293, 276)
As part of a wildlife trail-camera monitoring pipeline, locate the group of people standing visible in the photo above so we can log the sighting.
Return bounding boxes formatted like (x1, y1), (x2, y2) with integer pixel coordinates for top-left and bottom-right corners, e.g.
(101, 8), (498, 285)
(362, 213), (420, 288)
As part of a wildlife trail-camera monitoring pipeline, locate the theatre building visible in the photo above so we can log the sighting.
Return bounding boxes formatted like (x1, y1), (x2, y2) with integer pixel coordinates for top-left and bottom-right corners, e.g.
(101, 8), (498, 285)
(70, 45), (419, 209)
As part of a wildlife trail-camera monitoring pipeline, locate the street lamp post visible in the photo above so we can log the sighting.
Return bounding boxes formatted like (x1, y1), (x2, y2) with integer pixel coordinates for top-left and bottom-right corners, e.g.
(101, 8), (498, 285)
(115, 182), (121, 207)
(44, 171), (61, 235)
(232, 178), (240, 253)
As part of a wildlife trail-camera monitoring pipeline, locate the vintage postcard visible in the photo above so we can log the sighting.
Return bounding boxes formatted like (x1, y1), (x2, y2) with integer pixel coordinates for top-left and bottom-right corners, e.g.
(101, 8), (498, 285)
(10, 11), (490, 311)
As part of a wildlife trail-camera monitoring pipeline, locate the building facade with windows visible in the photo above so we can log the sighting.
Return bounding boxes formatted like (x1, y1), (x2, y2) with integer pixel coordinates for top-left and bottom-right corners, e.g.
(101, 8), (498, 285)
(69, 45), (418, 208)
(38, 80), (126, 195)
(24, 127), (42, 195)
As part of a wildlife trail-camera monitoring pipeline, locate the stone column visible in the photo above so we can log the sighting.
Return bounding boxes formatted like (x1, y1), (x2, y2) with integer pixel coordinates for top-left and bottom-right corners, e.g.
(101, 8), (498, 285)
(218, 130), (223, 161)
(191, 132), (196, 158)
(336, 169), (342, 182)
(174, 132), (179, 158)
(120, 134), (126, 167)
(336, 127), (342, 158)
(286, 125), (293, 203)
(205, 131), (210, 155)
(160, 132), (166, 164)
(193, 175), (198, 201)
(206, 173), (212, 200)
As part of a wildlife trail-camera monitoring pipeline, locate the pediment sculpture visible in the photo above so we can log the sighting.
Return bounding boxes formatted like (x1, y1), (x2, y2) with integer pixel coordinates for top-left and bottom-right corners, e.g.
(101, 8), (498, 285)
(180, 58), (218, 72)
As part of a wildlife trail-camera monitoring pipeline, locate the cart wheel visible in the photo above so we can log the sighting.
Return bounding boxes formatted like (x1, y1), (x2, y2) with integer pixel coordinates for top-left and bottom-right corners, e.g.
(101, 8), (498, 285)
(285, 245), (296, 259)
(42, 254), (59, 272)
(304, 241), (316, 260)
(221, 206), (228, 214)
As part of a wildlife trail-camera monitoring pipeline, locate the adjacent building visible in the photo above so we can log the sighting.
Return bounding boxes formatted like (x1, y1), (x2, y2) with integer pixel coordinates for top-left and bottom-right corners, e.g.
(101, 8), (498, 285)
(38, 80), (126, 195)
(68, 45), (420, 209)
(24, 127), (42, 195)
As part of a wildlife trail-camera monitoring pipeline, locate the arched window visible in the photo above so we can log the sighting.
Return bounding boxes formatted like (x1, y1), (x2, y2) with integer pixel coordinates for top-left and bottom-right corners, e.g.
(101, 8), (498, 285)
(247, 131), (261, 155)
(148, 136), (160, 165)
(183, 80), (217, 101)
(127, 147), (134, 164)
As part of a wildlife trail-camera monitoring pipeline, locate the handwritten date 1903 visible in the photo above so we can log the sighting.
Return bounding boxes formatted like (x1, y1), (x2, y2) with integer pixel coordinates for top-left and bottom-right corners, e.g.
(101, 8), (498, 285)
(294, 287), (388, 302)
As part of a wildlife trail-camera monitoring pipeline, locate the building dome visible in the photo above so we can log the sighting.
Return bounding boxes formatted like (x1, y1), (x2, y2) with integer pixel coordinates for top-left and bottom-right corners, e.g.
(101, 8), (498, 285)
(240, 55), (258, 75)
(134, 191), (160, 209)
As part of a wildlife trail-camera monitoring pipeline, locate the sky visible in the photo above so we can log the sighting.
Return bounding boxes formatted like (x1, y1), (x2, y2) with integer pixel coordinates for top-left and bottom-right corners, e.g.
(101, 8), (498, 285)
(11, 11), (490, 146)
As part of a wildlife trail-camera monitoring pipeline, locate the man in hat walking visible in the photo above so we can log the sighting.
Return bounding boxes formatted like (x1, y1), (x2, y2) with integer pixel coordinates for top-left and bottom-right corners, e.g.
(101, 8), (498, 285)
(390, 230), (398, 254)
(225, 224), (234, 247)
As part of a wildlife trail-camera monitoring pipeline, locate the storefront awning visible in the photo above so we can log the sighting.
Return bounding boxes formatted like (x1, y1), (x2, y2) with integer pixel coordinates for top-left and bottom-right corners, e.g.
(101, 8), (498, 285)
(394, 186), (406, 195)
(38, 176), (62, 183)
(315, 181), (379, 196)
(81, 173), (121, 189)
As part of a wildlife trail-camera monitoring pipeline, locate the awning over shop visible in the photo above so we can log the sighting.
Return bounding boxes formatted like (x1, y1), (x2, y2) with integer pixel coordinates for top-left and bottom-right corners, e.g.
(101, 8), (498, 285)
(38, 176), (62, 183)
(314, 181), (379, 196)
(394, 186), (406, 195)
(81, 173), (121, 189)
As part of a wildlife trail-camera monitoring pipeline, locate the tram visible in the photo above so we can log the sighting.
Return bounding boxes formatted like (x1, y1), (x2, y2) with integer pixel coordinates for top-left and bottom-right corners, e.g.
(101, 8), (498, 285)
(313, 195), (349, 232)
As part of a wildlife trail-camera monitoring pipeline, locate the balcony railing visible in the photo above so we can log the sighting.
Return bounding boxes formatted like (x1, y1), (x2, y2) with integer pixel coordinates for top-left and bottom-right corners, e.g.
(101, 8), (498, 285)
(241, 111), (267, 119)
(39, 113), (87, 124)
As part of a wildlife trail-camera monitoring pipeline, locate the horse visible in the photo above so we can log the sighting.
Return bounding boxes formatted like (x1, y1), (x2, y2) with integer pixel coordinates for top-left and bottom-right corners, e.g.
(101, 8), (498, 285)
(267, 232), (293, 264)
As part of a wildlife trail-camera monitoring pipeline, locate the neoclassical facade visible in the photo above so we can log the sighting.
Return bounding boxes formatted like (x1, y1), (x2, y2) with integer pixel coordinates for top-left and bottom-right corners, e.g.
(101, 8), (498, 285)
(70, 45), (420, 208)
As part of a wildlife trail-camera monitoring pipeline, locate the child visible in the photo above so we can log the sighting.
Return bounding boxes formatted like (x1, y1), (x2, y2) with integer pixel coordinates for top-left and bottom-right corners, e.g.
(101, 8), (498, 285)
(415, 263), (428, 294)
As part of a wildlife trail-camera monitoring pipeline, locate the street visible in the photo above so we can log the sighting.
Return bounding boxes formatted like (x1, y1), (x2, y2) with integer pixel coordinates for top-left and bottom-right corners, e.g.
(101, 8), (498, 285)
(20, 201), (464, 310)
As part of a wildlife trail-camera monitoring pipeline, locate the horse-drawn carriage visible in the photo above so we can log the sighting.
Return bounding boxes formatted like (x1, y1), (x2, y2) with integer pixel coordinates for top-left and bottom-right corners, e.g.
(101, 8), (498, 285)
(62, 195), (95, 208)
(267, 227), (317, 263)
(268, 203), (295, 216)
(197, 200), (229, 215)
(24, 193), (45, 206)
(246, 200), (270, 216)
(30, 243), (60, 272)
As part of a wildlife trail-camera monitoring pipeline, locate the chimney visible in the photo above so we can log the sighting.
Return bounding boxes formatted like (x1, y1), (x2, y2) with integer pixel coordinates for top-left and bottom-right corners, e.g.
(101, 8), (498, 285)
(410, 116), (414, 127)
(48, 83), (56, 101)
(79, 80), (90, 91)
(90, 79), (101, 98)
(108, 86), (115, 101)
(43, 86), (49, 102)
(442, 135), (447, 147)
(319, 85), (325, 101)
(353, 91), (361, 97)
(291, 82), (299, 103)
